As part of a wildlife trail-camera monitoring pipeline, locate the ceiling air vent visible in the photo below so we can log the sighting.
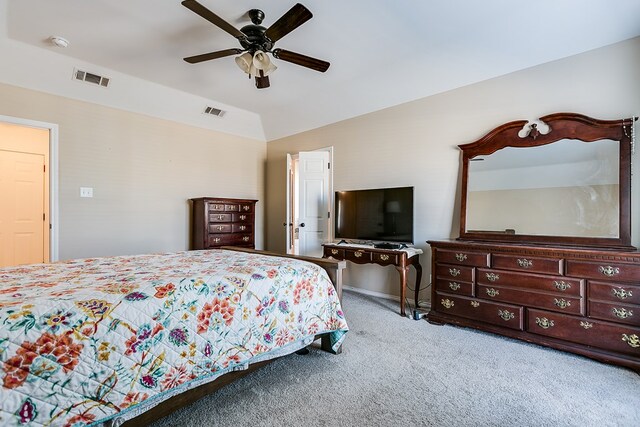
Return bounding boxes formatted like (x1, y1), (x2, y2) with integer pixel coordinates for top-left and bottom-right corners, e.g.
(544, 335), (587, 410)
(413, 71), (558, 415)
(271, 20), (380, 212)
(73, 68), (110, 88)
(203, 106), (225, 117)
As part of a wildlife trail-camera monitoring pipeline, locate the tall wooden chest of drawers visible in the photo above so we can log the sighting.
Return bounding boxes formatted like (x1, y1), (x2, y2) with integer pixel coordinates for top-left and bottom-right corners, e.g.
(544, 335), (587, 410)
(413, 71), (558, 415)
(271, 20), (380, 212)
(191, 197), (257, 250)
(428, 240), (640, 372)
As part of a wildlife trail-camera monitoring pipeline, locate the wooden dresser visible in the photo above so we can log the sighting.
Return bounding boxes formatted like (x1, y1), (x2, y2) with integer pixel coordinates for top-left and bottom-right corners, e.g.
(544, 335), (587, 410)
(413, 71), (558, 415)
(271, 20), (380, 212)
(428, 240), (640, 372)
(191, 197), (257, 250)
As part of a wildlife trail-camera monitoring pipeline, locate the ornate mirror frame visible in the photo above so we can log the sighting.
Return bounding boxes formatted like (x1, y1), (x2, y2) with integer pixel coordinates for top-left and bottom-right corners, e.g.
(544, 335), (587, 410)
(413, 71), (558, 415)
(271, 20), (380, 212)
(458, 112), (636, 250)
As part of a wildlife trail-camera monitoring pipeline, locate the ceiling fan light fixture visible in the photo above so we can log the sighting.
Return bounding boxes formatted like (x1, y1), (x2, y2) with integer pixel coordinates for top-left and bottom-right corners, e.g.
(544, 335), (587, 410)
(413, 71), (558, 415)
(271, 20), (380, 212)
(234, 52), (253, 74)
(252, 50), (277, 76)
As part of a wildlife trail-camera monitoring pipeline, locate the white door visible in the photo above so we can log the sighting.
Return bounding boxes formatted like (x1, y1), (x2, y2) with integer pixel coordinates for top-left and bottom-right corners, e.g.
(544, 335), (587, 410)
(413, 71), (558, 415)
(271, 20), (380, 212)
(293, 151), (330, 257)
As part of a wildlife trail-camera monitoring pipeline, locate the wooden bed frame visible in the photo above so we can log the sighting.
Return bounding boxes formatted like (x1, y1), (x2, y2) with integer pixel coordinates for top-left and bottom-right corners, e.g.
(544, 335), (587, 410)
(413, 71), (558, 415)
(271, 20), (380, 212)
(121, 247), (346, 426)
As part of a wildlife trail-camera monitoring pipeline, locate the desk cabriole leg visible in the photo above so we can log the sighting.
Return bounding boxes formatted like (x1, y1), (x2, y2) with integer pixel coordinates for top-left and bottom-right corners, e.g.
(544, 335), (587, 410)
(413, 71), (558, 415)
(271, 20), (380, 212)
(395, 265), (408, 316)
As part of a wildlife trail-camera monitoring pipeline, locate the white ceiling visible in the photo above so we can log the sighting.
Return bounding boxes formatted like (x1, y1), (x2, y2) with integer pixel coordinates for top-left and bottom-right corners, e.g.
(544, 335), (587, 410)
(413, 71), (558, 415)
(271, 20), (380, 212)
(4, 0), (640, 141)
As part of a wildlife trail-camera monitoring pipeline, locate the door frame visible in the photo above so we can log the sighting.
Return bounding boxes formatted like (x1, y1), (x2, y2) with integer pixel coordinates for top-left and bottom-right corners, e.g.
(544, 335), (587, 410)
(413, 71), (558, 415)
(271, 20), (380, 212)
(286, 146), (334, 254)
(0, 114), (59, 262)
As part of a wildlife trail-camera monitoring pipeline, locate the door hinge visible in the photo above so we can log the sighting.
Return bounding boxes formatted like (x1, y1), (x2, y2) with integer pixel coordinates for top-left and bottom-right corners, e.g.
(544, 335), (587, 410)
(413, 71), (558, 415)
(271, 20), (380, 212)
(43, 213), (46, 221)
(328, 211), (330, 219)
(328, 162), (330, 169)
(43, 165), (46, 172)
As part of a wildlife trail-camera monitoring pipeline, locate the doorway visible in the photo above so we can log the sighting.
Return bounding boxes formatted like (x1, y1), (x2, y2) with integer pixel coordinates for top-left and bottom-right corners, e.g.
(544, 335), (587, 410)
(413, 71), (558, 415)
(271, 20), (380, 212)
(286, 147), (333, 257)
(0, 116), (59, 266)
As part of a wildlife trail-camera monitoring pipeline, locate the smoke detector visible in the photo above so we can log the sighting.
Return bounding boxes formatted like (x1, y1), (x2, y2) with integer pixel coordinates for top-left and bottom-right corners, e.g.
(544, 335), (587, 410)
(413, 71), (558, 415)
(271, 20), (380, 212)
(50, 36), (69, 48)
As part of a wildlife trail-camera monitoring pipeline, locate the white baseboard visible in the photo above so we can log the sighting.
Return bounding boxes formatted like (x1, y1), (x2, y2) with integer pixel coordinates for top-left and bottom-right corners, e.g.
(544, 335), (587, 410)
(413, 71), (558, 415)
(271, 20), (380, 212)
(342, 285), (400, 302)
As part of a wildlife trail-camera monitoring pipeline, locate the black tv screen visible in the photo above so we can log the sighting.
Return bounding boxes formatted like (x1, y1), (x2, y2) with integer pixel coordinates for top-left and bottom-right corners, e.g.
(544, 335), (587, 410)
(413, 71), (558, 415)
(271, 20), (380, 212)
(335, 186), (414, 243)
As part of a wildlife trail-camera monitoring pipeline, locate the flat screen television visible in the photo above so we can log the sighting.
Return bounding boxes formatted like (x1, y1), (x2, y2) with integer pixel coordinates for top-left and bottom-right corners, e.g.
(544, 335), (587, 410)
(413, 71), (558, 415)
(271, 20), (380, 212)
(335, 186), (414, 244)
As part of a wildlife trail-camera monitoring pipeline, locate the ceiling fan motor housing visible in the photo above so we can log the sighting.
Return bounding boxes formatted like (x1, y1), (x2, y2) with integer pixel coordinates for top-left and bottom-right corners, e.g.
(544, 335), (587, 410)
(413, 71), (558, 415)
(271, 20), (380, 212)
(239, 24), (273, 53)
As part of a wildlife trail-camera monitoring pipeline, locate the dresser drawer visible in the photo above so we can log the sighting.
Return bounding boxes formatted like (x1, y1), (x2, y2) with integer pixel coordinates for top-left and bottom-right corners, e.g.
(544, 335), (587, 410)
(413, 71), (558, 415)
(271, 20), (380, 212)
(209, 213), (232, 222)
(233, 213), (253, 223)
(477, 284), (583, 315)
(436, 249), (489, 267)
(346, 249), (371, 262)
(477, 268), (583, 296)
(435, 293), (523, 330)
(373, 252), (398, 265)
(588, 281), (639, 304)
(527, 308), (640, 357)
(208, 234), (253, 247)
(588, 300), (639, 327)
(239, 203), (254, 213)
(324, 247), (345, 259)
(435, 263), (474, 282)
(208, 223), (231, 233)
(232, 223), (252, 233)
(435, 278), (473, 296)
(566, 260), (640, 282)
(492, 254), (563, 275)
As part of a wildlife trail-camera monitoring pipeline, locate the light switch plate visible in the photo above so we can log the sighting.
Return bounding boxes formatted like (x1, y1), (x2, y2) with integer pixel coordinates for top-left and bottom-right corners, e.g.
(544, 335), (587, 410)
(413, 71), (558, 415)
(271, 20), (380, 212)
(80, 187), (93, 198)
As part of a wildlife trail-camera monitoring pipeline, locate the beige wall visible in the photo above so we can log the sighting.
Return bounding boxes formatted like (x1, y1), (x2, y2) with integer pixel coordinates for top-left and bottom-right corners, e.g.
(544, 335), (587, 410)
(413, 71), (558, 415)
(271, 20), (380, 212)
(265, 37), (640, 301)
(0, 83), (266, 260)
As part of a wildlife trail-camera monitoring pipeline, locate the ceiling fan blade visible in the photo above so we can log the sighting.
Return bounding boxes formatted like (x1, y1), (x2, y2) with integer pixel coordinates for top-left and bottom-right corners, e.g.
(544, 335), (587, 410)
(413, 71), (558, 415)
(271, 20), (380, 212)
(184, 48), (242, 64)
(272, 49), (330, 72)
(264, 3), (312, 43)
(182, 0), (245, 39)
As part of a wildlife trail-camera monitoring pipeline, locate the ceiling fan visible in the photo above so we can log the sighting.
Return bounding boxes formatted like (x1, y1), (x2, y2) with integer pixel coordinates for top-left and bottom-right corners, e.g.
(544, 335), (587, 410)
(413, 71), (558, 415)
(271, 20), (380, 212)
(181, 0), (330, 89)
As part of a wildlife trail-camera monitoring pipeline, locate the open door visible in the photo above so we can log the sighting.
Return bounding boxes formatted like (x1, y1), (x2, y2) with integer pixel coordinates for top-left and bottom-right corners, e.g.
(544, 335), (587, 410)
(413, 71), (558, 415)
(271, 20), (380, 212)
(286, 150), (331, 256)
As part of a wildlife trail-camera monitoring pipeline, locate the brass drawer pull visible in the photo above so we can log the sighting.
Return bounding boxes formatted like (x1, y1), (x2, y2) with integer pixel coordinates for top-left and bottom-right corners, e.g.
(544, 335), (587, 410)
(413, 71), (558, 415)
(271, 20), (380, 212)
(517, 258), (533, 268)
(239, 225), (246, 231)
(448, 282), (461, 291)
(554, 281), (571, 291)
(441, 299), (455, 309)
(331, 249), (339, 255)
(455, 253), (467, 262)
(354, 251), (364, 258)
(216, 225), (224, 231)
(486, 288), (499, 297)
(242, 236), (250, 242)
(612, 307), (633, 319)
(554, 298), (571, 309)
(580, 321), (593, 329)
(622, 334), (640, 348)
(243, 205), (250, 211)
(217, 215), (225, 220)
(380, 254), (390, 261)
(535, 317), (554, 329)
(599, 266), (620, 277)
(213, 204), (222, 210)
(240, 215), (247, 220)
(486, 273), (499, 282)
(470, 301), (480, 308)
(612, 288), (633, 300)
(213, 237), (221, 243)
(449, 268), (461, 277)
(498, 309), (515, 321)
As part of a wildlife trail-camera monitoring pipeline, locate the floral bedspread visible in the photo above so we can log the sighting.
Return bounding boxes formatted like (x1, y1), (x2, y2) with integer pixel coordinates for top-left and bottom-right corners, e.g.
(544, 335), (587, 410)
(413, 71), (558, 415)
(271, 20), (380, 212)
(0, 249), (347, 426)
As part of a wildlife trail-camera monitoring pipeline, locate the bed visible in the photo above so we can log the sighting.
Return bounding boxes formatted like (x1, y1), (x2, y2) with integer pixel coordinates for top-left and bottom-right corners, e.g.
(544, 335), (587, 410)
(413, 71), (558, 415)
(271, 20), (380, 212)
(0, 248), (348, 426)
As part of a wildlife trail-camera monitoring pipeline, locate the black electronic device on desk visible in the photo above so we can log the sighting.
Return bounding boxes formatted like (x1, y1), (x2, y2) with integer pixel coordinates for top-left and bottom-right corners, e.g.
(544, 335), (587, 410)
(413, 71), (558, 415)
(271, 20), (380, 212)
(373, 242), (407, 250)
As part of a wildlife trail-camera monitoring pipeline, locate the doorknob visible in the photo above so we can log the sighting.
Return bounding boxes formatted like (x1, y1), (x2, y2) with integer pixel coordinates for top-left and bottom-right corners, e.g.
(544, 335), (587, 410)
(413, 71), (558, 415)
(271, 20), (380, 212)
(300, 223), (306, 227)
(283, 223), (287, 226)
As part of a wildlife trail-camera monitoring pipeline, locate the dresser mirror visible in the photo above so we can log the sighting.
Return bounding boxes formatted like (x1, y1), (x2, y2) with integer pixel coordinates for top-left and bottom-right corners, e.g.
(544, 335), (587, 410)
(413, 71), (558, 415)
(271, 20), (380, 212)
(458, 113), (636, 249)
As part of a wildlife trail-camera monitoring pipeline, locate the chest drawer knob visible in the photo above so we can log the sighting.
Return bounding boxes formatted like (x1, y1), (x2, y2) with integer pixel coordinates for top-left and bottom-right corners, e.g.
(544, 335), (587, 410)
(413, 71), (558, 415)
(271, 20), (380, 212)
(216, 225), (224, 231)
(498, 309), (515, 321)
(354, 251), (363, 258)
(243, 205), (250, 211)
(517, 258), (533, 268)
(217, 215), (225, 220)
(449, 268), (461, 277)
(580, 321), (593, 329)
(331, 249), (339, 255)
(599, 266), (620, 277)
(242, 236), (250, 242)
(612, 288), (633, 300)
(612, 307), (633, 319)
(380, 254), (390, 261)
(239, 225), (247, 231)
(455, 253), (468, 262)
(441, 299), (455, 309)
(554, 281), (571, 291)
(622, 334), (640, 348)
(448, 282), (461, 291)
(554, 298), (571, 309)
(213, 237), (221, 243)
(485, 288), (499, 297)
(470, 301), (480, 308)
(486, 273), (499, 282)
(240, 215), (247, 220)
(535, 317), (555, 329)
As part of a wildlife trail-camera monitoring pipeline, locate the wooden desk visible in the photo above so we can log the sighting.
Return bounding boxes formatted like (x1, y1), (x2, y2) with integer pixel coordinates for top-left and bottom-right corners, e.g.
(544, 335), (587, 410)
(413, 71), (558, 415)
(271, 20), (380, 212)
(322, 244), (422, 316)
